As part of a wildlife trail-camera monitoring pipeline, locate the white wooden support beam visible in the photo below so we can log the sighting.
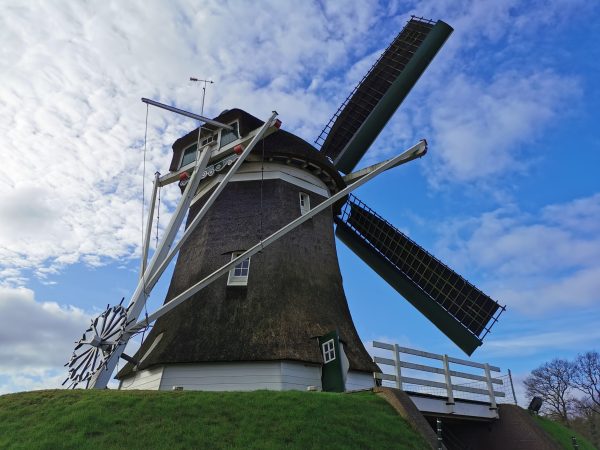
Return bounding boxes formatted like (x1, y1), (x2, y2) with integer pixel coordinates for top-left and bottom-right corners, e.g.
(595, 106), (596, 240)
(89, 144), (211, 389)
(442, 354), (455, 413)
(145, 112), (280, 286)
(140, 172), (160, 279)
(148, 144), (211, 278)
(393, 343), (402, 389)
(88, 112), (279, 389)
(141, 98), (233, 130)
(485, 363), (498, 413)
(128, 139), (427, 331)
(393, 345), (501, 372)
(342, 150), (425, 184)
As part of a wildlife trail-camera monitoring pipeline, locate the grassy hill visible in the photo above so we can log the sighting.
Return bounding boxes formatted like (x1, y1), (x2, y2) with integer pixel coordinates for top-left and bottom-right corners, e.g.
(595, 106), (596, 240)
(534, 415), (597, 450)
(0, 389), (429, 450)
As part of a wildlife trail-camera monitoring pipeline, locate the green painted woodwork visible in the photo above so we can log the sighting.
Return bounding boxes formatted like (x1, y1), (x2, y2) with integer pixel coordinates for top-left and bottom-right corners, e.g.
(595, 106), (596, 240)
(335, 222), (482, 356)
(335, 20), (453, 174)
(318, 330), (346, 392)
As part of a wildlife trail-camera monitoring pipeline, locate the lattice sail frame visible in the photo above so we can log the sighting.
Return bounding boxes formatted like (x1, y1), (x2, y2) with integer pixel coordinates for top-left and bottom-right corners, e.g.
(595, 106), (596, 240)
(316, 16), (453, 174)
(335, 194), (504, 355)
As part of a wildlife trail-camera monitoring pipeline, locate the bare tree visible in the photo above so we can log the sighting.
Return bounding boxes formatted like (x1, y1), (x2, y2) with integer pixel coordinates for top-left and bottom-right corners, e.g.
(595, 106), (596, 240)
(524, 358), (576, 423)
(572, 351), (600, 414)
(572, 399), (600, 448)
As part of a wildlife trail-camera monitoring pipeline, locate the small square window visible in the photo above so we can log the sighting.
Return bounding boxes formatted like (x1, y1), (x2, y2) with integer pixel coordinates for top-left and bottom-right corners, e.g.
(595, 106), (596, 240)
(227, 252), (250, 286)
(322, 339), (336, 363)
(299, 192), (310, 215)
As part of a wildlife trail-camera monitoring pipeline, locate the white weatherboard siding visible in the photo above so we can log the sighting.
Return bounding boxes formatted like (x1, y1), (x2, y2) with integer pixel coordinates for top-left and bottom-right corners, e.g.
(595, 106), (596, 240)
(345, 371), (375, 391)
(118, 361), (322, 391)
(118, 363), (374, 391)
(280, 361), (321, 390)
(160, 362), (286, 391)
(118, 366), (163, 390)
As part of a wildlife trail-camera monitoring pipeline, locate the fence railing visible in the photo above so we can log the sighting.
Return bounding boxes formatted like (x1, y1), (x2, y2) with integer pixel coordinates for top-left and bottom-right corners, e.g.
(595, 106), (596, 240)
(372, 341), (514, 411)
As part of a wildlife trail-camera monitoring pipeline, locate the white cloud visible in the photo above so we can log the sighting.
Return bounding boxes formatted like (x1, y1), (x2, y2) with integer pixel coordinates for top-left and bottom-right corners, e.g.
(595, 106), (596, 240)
(361, 0), (591, 189)
(0, 286), (144, 393)
(0, 0), (391, 284)
(0, 368), (67, 395)
(0, 286), (90, 393)
(485, 327), (600, 358)
(426, 70), (579, 184)
(0, 287), (90, 371)
(434, 193), (600, 314)
(0, 0), (593, 286)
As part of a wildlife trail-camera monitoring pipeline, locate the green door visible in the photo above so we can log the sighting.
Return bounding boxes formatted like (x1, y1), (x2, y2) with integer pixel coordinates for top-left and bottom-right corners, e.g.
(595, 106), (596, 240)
(318, 330), (345, 392)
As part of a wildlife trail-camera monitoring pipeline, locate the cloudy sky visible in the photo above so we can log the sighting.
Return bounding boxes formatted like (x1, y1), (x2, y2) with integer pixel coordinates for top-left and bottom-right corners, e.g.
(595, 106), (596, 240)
(1, 0), (599, 399)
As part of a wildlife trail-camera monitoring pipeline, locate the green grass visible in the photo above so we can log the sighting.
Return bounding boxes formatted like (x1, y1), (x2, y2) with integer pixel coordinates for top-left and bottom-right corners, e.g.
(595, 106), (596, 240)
(0, 389), (429, 450)
(534, 416), (597, 450)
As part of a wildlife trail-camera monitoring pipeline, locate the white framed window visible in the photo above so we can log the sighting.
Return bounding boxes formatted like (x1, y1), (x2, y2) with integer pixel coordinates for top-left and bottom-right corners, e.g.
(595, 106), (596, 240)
(219, 121), (240, 148)
(180, 143), (197, 168)
(200, 133), (217, 147)
(227, 251), (250, 286)
(179, 132), (220, 169)
(299, 192), (310, 215)
(322, 339), (336, 363)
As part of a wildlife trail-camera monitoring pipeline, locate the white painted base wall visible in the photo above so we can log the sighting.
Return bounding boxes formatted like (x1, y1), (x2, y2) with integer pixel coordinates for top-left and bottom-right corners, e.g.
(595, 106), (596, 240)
(345, 371), (375, 391)
(118, 361), (374, 392)
(119, 366), (164, 390)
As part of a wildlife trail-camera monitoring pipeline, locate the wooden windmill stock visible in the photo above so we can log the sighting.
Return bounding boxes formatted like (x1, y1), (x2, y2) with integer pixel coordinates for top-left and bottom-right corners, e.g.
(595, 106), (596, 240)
(65, 16), (504, 391)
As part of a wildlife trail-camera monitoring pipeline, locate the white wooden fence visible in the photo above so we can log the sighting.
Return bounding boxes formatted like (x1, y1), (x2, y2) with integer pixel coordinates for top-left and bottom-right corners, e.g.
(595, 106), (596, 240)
(372, 341), (507, 411)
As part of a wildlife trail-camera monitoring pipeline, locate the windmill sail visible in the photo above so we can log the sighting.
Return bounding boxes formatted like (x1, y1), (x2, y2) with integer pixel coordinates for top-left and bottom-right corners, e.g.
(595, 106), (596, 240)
(335, 195), (504, 355)
(316, 17), (453, 174)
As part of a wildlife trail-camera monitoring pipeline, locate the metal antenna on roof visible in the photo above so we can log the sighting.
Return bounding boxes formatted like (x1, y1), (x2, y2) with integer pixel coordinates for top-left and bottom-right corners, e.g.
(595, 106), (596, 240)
(190, 77), (214, 115)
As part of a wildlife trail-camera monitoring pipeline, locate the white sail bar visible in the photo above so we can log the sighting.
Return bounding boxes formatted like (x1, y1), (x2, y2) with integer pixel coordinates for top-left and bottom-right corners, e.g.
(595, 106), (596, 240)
(128, 139), (427, 331)
(89, 142), (211, 389)
(141, 98), (233, 130)
(341, 151), (420, 184)
(145, 112), (280, 283)
(140, 172), (160, 279)
(89, 112), (279, 389)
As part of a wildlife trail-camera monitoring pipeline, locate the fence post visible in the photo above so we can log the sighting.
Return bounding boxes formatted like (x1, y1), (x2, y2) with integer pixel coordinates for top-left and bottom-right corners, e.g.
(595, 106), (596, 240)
(508, 368), (518, 406)
(436, 418), (443, 450)
(393, 344), (402, 389)
(484, 363), (498, 411)
(442, 354), (455, 410)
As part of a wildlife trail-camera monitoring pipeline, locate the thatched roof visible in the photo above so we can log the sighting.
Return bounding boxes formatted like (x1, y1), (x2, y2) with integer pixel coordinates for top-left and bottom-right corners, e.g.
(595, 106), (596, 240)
(169, 109), (344, 188)
(117, 110), (377, 380)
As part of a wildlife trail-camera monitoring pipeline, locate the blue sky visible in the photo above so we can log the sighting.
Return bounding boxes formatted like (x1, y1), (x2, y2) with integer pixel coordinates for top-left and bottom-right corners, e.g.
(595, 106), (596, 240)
(1, 0), (599, 400)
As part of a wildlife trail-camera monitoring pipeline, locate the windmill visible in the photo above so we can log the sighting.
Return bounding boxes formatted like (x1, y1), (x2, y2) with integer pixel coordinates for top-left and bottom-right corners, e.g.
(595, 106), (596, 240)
(65, 16), (504, 391)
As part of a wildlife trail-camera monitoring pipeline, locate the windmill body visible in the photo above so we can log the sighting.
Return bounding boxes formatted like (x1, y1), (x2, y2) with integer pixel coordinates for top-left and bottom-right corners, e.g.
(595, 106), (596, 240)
(65, 17), (504, 391)
(117, 110), (377, 391)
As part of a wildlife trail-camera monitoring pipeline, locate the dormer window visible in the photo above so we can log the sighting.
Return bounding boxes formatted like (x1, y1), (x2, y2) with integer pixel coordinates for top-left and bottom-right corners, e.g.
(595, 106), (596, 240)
(219, 121), (240, 149)
(180, 143), (197, 168)
(201, 133), (217, 146)
(227, 251), (250, 286)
